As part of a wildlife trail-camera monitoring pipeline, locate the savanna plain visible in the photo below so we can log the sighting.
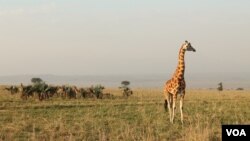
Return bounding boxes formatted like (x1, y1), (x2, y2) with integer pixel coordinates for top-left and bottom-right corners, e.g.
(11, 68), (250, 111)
(0, 86), (249, 141)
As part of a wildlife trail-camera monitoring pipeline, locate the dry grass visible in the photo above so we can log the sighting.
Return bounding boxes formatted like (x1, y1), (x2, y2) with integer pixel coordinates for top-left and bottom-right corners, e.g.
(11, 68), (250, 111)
(0, 86), (249, 141)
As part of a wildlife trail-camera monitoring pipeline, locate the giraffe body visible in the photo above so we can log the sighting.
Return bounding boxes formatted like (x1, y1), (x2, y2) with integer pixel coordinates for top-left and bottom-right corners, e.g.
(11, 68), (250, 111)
(164, 40), (195, 124)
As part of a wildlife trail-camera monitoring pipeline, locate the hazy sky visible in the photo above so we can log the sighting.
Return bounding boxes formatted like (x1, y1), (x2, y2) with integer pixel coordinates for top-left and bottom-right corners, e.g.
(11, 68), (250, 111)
(1, 0), (250, 76)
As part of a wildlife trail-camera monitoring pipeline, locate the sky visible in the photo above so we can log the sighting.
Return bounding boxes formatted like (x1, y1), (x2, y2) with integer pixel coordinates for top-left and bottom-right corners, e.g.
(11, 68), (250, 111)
(0, 0), (250, 76)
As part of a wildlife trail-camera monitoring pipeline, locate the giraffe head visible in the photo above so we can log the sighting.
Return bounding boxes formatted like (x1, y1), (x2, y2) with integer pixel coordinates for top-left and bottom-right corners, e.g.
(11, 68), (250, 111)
(183, 40), (196, 52)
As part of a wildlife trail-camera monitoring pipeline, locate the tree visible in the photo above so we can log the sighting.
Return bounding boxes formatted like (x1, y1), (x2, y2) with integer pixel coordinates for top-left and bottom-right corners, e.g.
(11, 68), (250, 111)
(119, 81), (133, 97)
(217, 82), (223, 91)
(30, 78), (51, 100)
(31, 78), (43, 84)
(121, 81), (130, 86)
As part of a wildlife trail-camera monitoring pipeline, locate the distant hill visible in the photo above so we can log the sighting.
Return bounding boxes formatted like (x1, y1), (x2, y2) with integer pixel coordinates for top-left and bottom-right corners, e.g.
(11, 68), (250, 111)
(0, 73), (249, 89)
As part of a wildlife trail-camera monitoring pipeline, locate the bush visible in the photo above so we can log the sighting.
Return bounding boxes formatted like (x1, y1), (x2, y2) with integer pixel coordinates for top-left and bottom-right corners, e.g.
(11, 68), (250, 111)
(91, 85), (105, 99)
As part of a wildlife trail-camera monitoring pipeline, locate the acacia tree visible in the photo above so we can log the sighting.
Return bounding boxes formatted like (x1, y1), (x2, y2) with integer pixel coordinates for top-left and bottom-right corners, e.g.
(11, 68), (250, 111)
(30, 78), (49, 100)
(119, 81), (133, 97)
(31, 78), (43, 84)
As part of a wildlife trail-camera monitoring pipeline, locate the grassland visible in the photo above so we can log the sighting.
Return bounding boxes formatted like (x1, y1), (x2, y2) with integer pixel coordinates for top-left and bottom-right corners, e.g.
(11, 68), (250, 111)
(0, 86), (249, 141)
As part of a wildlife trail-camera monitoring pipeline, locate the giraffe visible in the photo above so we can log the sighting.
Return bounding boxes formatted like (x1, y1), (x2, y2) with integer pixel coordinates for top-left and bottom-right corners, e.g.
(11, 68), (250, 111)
(163, 40), (196, 124)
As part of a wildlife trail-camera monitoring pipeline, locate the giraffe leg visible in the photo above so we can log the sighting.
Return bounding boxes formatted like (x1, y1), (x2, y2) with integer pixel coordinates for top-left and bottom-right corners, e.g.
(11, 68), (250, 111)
(168, 94), (173, 122)
(164, 91), (172, 122)
(164, 99), (168, 111)
(180, 91), (185, 125)
(180, 95), (184, 125)
(169, 94), (173, 122)
(171, 95), (177, 123)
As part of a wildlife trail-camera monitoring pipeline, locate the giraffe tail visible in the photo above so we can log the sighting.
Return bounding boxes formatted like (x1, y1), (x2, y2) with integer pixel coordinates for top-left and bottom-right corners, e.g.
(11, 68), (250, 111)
(164, 100), (168, 112)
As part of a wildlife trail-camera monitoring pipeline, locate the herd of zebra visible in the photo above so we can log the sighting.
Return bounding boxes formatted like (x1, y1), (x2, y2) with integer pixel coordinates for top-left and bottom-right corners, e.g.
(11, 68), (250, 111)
(4, 83), (117, 101)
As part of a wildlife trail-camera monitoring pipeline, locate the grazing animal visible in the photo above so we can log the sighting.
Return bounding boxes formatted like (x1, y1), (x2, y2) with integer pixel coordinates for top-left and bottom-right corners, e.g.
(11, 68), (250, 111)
(5, 86), (19, 94)
(122, 87), (133, 98)
(58, 86), (79, 99)
(20, 83), (50, 101)
(236, 88), (244, 91)
(56, 86), (66, 98)
(101, 93), (114, 99)
(163, 40), (196, 124)
(20, 83), (34, 100)
(71, 86), (80, 98)
(79, 88), (95, 98)
(44, 86), (59, 97)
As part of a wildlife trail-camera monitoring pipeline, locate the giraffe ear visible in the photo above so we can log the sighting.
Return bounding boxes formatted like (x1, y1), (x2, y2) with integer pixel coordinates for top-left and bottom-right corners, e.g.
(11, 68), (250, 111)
(185, 40), (188, 43)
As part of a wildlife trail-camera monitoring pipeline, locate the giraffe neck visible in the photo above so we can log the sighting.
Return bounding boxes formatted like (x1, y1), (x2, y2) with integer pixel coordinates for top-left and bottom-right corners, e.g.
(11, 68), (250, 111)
(173, 47), (186, 79)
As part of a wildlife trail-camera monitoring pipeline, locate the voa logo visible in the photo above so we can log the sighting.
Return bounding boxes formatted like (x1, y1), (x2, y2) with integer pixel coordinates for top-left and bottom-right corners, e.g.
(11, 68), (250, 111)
(226, 129), (246, 136)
